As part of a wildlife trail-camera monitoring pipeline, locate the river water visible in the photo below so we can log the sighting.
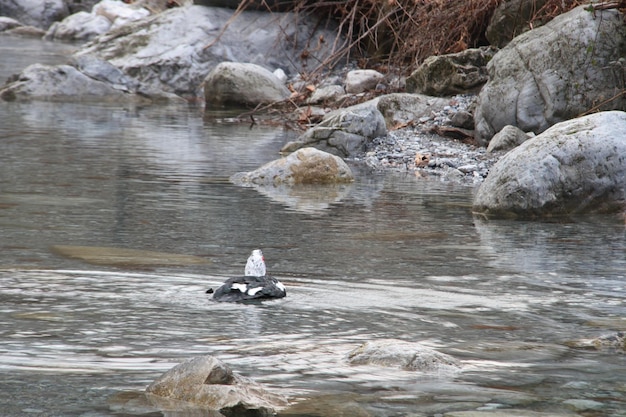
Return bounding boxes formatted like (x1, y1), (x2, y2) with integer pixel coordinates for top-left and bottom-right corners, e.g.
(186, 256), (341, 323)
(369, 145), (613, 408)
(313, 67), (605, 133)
(1, 37), (625, 417)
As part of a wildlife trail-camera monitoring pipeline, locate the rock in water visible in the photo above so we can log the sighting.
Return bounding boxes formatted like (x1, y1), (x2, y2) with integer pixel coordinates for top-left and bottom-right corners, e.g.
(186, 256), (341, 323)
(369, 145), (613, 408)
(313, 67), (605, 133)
(146, 356), (288, 414)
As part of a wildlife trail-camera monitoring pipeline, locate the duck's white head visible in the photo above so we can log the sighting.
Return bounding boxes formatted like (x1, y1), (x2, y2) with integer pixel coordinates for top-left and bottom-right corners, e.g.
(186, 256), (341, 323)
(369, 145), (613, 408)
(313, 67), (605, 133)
(245, 249), (266, 277)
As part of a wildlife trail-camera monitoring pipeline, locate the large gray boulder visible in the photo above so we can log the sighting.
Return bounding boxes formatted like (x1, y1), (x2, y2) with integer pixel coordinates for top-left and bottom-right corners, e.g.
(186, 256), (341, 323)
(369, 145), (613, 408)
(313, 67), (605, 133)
(281, 106), (387, 158)
(203, 61), (290, 108)
(0, 61), (182, 103)
(474, 5), (626, 145)
(146, 355), (288, 415)
(0, 0), (69, 29)
(231, 147), (354, 186)
(76, 5), (342, 97)
(406, 47), (497, 96)
(473, 111), (626, 218)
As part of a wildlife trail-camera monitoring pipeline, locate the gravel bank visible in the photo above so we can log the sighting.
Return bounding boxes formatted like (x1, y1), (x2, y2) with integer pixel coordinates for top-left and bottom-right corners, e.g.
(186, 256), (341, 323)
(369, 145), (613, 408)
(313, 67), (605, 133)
(354, 94), (504, 186)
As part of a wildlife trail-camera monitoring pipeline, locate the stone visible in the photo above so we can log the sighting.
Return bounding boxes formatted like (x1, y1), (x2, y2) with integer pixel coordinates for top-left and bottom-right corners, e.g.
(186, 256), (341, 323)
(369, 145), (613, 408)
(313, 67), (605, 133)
(146, 355), (288, 415)
(0, 63), (133, 102)
(486, 0), (549, 48)
(474, 5), (626, 144)
(0, 62), (180, 103)
(375, 93), (449, 127)
(486, 125), (530, 153)
(347, 339), (461, 373)
(345, 69), (384, 94)
(472, 111), (626, 218)
(450, 110), (474, 129)
(203, 61), (290, 108)
(281, 106), (387, 158)
(44, 11), (112, 41)
(406, 47), (497, 96)
(231, 147), (354, 186)
(0, 0), (69, 29)
(307, 84), (345, 104)
(51, 245), (209, 267)
(0, 16), (22, 32)
(76, 5), (343, 97)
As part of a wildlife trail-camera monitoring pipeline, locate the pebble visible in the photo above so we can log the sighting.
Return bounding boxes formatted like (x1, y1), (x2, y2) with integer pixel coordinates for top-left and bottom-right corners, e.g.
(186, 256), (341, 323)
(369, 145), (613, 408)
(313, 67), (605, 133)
(354, 94), (502, 186)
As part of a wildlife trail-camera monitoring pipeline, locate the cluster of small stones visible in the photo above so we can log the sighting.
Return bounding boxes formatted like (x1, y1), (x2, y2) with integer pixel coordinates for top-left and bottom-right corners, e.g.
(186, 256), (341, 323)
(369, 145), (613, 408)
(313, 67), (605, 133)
(356, 94), (501, 185)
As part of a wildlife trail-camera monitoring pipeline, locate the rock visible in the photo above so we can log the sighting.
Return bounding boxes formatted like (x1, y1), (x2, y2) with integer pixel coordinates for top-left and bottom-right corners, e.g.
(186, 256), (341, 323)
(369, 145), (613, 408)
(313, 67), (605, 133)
(0, 63), (132, 102)
(444, 410), (574, 417)
(406, 47), (497, 96)
(44, 11), (112, 42)
(203, 61), (290, 108)
(281, 106), (387, 157)
(231, 147), (354, 186)
(0, 62), (179, 103)
(0, 0), (69, 29)
(68, 55), (139, 92)
(345, 69), (384, 94)
(51, 245), (209, 267)
(486, 125), (530, 153)
(2, 25), (45, 37)
(486, 0), (549, 48)
(472, 111), (626, 218)
(347, 339), (461, 373)
(0, 16), (22, 32)
(565, 331), (626, 352)
(474, 5), (626, 144)
(76, 5), (342, 97)
(450, 110), (474, 129)
(375, 93), (449, 127)
(307, 84), (345, 104)
(45, 0), (151, 42)
(146, 355), (288, 415)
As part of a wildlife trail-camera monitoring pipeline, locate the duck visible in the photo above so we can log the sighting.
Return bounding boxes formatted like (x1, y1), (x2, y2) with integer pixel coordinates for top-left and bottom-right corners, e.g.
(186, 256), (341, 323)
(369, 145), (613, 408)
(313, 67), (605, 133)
(207, 249), (286, 302)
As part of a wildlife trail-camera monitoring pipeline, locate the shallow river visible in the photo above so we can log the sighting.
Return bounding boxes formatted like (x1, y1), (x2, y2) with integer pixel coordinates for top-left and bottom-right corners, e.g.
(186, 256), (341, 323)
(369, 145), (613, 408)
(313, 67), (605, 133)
(0, 37), (625, 417)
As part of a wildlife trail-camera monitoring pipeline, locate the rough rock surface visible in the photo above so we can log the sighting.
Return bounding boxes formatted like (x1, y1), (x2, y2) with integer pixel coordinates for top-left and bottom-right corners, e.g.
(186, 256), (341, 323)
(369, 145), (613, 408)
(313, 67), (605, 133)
(473, 111), (626, 218)
(375, 93), (449, 127)
(0, 0), (69, 29)
(406, 47), (497, 96)
(231, 147), (354, 186)
(76, 5), (342, 97)
(474, 5), (626, 144)
(146, 355), (288, 414)
(347, 340), (461, 373)
(486, 125), (531, 153)
(45, 0), (150, 41)
(0, 63), (136, 102)
(0, 61), (181, 103)
(203, 61), (290, 108)
(281, 106), (387, 158)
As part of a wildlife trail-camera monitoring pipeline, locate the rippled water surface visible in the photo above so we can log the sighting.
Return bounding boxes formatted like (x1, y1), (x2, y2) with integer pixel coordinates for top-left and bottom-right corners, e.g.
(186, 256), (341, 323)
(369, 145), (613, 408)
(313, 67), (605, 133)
(1, 38), (625, 417)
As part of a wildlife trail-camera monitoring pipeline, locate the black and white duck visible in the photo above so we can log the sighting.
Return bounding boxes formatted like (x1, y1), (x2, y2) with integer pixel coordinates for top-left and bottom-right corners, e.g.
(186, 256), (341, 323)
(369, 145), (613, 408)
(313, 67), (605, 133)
(207, 249), (286, 302)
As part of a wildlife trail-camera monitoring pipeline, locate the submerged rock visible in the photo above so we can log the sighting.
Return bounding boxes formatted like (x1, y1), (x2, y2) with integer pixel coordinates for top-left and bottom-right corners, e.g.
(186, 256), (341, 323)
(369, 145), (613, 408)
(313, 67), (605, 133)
(347, 339), (461, 373)
(51, 245), (209, 267)
(473, 111), (626, 218)
(146, 355), (288, 415)
(231, 147), (354, 186)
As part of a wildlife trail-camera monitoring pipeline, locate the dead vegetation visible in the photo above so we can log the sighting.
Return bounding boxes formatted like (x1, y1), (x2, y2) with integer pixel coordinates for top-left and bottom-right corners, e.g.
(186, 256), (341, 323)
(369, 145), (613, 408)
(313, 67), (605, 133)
(232, 0), (599, 76)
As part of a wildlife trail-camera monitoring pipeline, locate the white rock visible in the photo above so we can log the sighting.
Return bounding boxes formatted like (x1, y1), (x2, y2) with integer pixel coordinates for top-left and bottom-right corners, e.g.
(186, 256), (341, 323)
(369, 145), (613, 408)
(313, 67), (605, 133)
(345, 69), (384, 94)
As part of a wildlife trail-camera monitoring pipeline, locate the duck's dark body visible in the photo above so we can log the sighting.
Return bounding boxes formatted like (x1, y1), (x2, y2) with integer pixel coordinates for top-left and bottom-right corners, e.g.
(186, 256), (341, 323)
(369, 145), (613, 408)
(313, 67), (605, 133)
(211, 275), (286, 302)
